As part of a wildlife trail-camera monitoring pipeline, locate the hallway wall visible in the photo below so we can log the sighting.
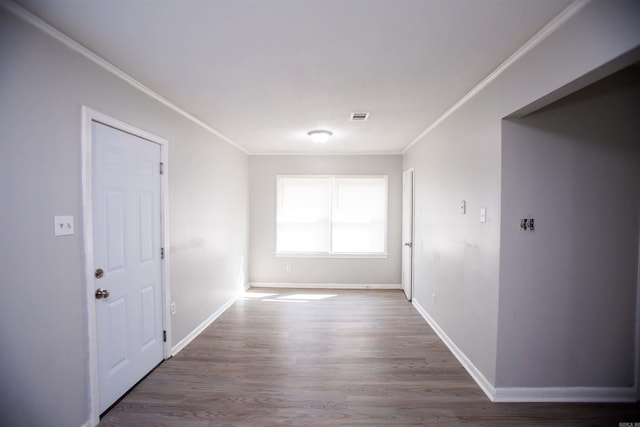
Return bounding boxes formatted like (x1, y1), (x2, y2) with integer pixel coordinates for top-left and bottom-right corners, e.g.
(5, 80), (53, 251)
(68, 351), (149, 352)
(403, 0), (640, 391)
(0, 8), (249, 426)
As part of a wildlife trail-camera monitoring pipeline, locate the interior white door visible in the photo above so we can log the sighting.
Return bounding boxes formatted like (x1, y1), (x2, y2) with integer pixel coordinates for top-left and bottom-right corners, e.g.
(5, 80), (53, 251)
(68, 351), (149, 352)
(402, 168), (414, 301)
(92, 121), (164, 413)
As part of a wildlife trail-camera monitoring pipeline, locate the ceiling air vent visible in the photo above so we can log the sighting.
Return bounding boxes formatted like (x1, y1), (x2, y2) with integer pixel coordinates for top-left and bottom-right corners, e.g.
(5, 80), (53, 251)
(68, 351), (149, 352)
(350, 112), (370, 121)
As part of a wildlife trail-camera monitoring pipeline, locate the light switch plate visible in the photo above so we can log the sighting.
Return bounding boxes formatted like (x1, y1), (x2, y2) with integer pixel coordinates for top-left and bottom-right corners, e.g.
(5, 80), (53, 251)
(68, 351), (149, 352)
(460, 200), (466, 214)
(480, 208), (487, 223)
(54, 215), (74, 236)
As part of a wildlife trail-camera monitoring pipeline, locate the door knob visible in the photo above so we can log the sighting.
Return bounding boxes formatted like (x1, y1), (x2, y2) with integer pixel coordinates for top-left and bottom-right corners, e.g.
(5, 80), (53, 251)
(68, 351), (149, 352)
(95, 268), (104, 278)
(95, 288), (110, 299)
(404, 242), (412, 248)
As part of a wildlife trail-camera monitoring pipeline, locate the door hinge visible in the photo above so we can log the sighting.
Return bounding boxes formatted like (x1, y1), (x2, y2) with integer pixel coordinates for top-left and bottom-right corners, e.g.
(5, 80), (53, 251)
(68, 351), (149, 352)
(160, 162), (164, 175)
(163, 330), (167, 342)
(161, 247), (165, 259)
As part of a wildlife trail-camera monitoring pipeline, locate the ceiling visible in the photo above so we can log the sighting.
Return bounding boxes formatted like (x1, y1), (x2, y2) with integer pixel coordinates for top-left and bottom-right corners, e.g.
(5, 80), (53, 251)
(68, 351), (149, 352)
(13, 0), (573, 154)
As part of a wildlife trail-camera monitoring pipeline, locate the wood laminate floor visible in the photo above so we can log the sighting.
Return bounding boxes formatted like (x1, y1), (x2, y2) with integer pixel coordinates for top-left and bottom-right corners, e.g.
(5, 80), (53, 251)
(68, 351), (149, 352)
(101, 288), (639, 426)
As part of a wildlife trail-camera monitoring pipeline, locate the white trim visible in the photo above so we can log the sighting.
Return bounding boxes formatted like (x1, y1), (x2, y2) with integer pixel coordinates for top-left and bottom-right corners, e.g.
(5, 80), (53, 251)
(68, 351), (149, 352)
(493, 386), (637, 403)
(1, 0), (247, 155)
(412, 298), (496, 401)
(276, 252), (389, 259)
(413, 297), (638, 403)
(159, 139), (172, 358)
(401, 0), (591, 154)
(81, 108), (100, 427)
(171, 296), (236, 356)
(81, 106), (171, 425)
(249, 282), (401, 290)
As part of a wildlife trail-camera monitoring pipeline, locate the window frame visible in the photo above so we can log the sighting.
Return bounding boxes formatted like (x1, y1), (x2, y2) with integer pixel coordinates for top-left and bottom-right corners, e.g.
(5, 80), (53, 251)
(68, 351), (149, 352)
(275, 174), (389, 258)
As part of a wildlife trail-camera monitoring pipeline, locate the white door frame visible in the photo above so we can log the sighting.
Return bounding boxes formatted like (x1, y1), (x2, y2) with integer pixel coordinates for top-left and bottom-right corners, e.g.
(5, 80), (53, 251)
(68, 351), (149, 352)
(402, 167), (415, 301)
(81, 106), (171, 425)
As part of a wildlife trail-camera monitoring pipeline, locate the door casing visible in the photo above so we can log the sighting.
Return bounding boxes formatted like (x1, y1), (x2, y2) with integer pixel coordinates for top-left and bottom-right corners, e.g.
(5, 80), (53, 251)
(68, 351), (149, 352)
(81, 106), (171, 425)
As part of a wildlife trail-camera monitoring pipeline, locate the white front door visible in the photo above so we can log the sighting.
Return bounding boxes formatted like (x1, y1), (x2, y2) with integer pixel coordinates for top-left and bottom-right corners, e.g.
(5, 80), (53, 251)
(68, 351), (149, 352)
(92, 121), (164, 413)
(402, 168), (414, 301)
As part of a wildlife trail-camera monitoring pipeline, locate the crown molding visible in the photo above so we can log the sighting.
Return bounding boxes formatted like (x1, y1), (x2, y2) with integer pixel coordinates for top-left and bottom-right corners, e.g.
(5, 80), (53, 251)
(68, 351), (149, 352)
(402, 0), (591, 154)
(1, 0), (249, 155)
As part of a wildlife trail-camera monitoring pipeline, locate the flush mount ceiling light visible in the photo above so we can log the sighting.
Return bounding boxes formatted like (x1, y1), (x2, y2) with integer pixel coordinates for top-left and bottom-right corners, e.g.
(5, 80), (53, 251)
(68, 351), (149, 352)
(307, 130), (333, 144)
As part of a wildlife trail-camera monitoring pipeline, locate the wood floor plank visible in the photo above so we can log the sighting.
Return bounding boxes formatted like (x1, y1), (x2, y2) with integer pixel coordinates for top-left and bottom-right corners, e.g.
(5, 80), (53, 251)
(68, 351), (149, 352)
(100, 288), (639, 426)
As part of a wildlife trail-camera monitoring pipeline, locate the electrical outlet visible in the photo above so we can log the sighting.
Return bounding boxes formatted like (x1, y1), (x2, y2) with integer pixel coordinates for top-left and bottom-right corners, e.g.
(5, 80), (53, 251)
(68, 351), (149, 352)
(170, 302), (176, 316)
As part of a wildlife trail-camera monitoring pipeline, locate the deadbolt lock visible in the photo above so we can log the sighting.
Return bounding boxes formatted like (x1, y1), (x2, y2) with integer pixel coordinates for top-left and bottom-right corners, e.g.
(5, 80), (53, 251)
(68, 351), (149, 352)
(95, 268), (104, 279)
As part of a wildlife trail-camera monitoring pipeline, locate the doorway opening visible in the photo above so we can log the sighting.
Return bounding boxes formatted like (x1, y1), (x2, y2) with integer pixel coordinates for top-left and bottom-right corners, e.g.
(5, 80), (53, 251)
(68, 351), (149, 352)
(402, 167), (414, 301)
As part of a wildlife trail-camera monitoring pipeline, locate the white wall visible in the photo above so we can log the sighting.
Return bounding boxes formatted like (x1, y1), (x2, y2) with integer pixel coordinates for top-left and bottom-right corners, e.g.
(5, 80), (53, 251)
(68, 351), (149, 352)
(403, 0), (640, 389)
(497, 65), (640, 388)
(249, 155), (402, 285)
(0, 7), (248, 427)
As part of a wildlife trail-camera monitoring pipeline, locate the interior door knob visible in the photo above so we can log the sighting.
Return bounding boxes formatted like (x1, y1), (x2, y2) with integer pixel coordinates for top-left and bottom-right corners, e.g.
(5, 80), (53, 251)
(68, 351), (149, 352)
(95, 288), (110, 299)
(404, 242), (412, 248)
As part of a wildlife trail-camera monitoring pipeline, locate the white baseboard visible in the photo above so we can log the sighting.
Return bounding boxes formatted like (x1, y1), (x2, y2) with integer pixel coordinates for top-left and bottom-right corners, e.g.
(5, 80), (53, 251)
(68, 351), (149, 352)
(171, 296), (236, 356)
(248, 282), (401, 290)
(493, 386), (637, 403)
(412, 297), (496, 401)
(413, 298), (638, 403)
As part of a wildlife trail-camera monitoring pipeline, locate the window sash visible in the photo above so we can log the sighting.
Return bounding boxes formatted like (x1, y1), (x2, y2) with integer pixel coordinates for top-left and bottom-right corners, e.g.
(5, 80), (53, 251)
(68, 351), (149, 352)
(276, 176), (331, 253)
(276, 175), (388, 256)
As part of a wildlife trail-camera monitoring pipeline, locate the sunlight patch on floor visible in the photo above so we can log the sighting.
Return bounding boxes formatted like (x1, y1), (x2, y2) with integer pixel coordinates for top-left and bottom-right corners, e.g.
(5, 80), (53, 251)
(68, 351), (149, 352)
(279, 294), (336, 300)
(242, 290), (338, 303)
(242, 292), (278, 299)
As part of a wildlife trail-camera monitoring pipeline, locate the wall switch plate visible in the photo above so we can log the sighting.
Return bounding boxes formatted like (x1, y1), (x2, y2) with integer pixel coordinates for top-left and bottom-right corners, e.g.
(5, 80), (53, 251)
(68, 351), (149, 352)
(480, 208), (487, 223)
(286, 265), (292, 272)
(54, 215), (74, 236)
(460, 200), (466, 214)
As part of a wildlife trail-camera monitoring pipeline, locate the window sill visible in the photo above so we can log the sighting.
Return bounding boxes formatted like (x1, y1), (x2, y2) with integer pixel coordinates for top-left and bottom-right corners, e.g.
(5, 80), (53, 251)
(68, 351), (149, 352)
(275, 252), (389, 259)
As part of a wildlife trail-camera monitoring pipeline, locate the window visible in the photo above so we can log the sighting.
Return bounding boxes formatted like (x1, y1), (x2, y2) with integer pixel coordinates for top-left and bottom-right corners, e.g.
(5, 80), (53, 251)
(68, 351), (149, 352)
(276, 175), (388, 256)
